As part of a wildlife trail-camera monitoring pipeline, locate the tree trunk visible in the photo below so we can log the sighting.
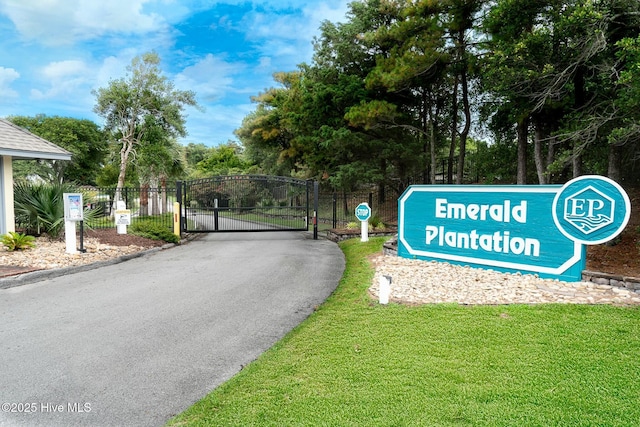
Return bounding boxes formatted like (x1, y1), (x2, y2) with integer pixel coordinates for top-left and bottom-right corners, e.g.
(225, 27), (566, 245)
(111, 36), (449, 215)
(608, 143), (622, 183)
(517, 116), (529, 185)
(572, 143), (583, 178)
(160, 177), (168, 214)
(430, 118), (437, 185)
(113, 139), (134, 214)
(140, 183), (150, 215)
(149, 177), (160, 215)
(547, 136), (556, 182)
(533, 117), (547, 184)
(448, 74), (459, 185)
(456, 44), (471, 185)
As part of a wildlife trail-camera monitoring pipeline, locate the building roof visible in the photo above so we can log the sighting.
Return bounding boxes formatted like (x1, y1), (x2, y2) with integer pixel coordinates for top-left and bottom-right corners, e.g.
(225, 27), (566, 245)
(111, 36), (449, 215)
(0, 118), (73, 160)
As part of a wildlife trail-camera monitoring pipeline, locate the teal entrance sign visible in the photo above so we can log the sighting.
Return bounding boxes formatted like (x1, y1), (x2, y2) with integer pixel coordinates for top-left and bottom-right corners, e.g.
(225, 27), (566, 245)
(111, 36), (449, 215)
(398, 176), (630, 282)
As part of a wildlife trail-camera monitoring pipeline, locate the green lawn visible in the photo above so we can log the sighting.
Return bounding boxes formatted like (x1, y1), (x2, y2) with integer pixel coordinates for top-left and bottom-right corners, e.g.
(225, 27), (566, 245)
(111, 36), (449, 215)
(168, 237), (640, 427)
(216, 208), (307, 229)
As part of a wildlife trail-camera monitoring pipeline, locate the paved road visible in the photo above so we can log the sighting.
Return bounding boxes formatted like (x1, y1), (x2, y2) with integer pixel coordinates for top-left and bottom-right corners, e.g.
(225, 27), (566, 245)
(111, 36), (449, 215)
(0, 232), (344, 427)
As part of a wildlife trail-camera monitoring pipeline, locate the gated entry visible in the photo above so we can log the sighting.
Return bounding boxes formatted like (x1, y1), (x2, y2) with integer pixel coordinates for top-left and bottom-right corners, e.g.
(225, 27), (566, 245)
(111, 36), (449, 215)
(178, 175), (317, 235)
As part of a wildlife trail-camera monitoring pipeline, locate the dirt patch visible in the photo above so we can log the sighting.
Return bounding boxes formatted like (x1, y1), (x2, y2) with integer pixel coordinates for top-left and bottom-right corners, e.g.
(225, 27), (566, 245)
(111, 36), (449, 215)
(83, 228), (166, 248)
(586, 186), (640, 278)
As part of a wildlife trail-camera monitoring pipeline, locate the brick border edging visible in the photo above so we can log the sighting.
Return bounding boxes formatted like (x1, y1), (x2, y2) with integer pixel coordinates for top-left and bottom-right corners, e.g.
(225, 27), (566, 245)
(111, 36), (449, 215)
(379, 235), (640, 295)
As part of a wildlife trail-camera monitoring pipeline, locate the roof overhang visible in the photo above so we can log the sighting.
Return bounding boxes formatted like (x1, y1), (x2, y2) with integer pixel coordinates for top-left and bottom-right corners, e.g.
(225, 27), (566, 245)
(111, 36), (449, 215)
(0, 118), (74, 161)
(0, 148), (72, 161)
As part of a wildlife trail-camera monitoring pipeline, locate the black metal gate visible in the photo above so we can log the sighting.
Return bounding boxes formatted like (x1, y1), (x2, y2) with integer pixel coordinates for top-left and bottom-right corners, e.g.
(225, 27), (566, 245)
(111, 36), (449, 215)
(178, 175), (317, 235)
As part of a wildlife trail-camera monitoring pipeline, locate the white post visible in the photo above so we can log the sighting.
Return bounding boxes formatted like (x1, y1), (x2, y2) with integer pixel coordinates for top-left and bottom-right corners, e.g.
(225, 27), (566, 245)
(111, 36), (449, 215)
(64, 221), (77, 254)
(361, 219), (369, 242)
(379, 275), (391, 304)
(116, 200), (127, 234)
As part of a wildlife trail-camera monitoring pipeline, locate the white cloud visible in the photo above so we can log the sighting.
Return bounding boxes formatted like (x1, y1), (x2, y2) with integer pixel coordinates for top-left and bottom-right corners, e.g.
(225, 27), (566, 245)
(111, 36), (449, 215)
(257, 56), (271, 70)
(175, 54), (245, 102)
(31, 59), (90, 99)
(0, 0), (167, 45)
(0, 66), (19, 97)
(238, 1), (349, 69)
(303, 1), (350, 26)
(183, 102), (254, 145)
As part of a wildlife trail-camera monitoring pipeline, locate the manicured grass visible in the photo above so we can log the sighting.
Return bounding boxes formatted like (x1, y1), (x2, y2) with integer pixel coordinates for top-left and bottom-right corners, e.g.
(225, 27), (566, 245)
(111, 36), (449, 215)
(217, 208), (307, 229)
(167, 238), (640, 427)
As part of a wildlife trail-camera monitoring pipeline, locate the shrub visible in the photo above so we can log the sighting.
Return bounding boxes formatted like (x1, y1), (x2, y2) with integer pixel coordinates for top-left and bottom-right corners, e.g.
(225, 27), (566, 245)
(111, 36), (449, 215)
(369, 214), (383, 228)
(129, 221), (180, 244)
(13, 182), (100, 238)
(1, 232), (36, 251)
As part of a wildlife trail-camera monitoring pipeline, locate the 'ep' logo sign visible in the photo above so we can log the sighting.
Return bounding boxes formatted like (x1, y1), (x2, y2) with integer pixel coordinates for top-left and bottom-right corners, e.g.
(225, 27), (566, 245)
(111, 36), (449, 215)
(553, 176), (630, 245)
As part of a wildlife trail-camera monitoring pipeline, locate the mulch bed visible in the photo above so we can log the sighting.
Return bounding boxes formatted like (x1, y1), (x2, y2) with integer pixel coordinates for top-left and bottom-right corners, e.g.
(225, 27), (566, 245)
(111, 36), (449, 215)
(83, 228), (166, 247)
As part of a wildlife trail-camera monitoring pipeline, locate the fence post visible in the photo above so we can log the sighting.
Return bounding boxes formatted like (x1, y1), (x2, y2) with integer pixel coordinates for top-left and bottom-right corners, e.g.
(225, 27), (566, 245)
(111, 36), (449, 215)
(332, 192), (337, 229)
(313, 181), (319, 240)
(176, 181), (183, 233)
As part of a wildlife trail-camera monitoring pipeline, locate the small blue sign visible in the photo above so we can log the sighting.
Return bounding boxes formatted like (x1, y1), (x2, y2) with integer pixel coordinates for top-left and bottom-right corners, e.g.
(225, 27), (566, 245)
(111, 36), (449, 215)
(397, 176), (631, 282)
(355, 203), (372, 222)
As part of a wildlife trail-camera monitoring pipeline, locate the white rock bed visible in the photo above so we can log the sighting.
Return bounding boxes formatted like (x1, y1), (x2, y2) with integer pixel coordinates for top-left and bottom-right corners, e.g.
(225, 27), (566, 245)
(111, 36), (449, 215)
(370, 255), (640, 306)
(0, 237), (148, 270)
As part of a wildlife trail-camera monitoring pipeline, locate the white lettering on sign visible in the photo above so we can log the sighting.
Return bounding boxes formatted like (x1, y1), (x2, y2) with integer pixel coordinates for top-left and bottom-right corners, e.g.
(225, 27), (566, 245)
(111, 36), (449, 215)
(427, 198), (539, 257)
(434, 198), (528, 223)
(425, 225), (540, 257)
(356, 207), (369, 216)
(567, 198), (605, 218)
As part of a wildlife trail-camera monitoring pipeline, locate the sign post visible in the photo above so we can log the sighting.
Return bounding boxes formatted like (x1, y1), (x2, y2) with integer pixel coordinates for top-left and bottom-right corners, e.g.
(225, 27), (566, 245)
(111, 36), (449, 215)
(397, 176), (630, 282)
(355, 202), (372, 242)
(115, 201), (131, 234)
(63, 193), (83, 254)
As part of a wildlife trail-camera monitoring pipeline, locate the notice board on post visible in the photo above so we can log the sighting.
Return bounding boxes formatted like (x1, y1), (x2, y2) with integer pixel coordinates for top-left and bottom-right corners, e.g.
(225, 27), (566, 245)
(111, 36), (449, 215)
(63, 193), (83, 222)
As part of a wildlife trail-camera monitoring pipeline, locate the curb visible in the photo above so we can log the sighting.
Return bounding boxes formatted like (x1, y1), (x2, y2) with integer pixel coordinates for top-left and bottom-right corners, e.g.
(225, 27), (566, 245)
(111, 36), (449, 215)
(0, 235), (204, 290)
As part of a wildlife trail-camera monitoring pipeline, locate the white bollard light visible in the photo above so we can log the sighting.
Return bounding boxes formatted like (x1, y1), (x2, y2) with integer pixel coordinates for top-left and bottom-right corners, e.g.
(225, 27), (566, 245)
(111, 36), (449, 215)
(379, 275), (391, 304)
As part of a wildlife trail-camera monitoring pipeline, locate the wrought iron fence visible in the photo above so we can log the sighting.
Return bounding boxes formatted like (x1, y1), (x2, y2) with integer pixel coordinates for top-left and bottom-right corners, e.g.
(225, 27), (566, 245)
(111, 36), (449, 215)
(318, 187), (403, 230)
(81, 186), (176, 230)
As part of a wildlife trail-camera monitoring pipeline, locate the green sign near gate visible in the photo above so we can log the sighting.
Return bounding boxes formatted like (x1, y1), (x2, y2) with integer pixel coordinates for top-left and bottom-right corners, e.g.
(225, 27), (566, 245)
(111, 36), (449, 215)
(398, 176), (631, 282)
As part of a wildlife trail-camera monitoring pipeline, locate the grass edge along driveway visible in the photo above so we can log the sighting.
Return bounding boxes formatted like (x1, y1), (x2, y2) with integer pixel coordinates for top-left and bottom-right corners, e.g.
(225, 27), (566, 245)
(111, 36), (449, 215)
(168, 237), (640, 427)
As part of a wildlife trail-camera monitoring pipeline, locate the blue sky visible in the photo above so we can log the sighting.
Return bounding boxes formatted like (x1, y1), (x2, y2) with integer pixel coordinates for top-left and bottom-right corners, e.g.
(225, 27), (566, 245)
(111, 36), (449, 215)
(0, 0), (350, 146)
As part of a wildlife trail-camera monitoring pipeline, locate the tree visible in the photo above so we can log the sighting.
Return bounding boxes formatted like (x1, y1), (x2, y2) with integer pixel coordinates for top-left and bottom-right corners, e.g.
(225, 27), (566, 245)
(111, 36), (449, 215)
(184, 142), (212, 177)
(93, 52), (198, 201)
(8, 115), (107, 184)
(483, 0), (640, 184)
(195, 142), (251, 177)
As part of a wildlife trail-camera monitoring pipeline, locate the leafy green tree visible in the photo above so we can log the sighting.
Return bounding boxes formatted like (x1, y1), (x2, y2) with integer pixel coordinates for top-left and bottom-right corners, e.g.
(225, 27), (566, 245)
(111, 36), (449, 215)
(234, 0), (640, 188)
(483, 0), (640, 184)
(195, 142), (251, 177)
(8, 115), (107, 184)
(93, 52), (198, 200)
(184, 142), (212, 177)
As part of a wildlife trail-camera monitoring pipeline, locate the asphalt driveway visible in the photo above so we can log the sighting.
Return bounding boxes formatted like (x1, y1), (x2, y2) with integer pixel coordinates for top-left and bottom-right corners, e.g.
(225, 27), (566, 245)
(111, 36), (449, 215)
(0, 231), (344, 427)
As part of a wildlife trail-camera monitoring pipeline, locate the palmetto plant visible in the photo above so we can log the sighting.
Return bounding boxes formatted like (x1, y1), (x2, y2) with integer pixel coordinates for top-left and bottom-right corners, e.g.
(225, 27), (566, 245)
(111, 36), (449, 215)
(13, 182), (99, 238)
(1, 231), (36, 251)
